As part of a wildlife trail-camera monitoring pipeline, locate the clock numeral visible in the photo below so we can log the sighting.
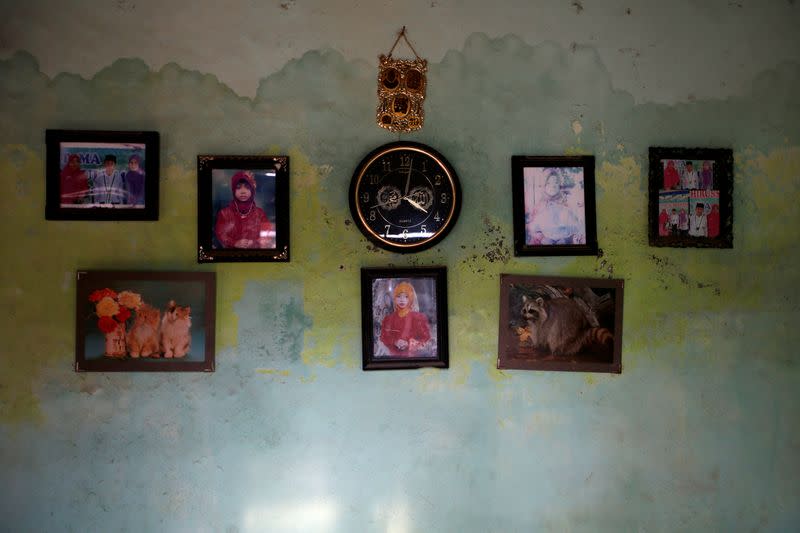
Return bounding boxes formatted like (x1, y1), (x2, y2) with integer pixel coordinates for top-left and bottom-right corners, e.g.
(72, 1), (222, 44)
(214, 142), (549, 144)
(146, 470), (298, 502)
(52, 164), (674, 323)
(435, 174), (442, 186)
(384, 225), (391, 237)
(381, 159), (391, 172)
(434, 212), (441, 223)
(421, 160), (427, 172)
(421, 225), (427, 234)
(399, 154), (412, 167)
(360, 192), (369, 203)
(369, 210), (376, 221)
(401, 229), (409, 240)
(368, 174), (380, 185)
(440, 193), (449, 204)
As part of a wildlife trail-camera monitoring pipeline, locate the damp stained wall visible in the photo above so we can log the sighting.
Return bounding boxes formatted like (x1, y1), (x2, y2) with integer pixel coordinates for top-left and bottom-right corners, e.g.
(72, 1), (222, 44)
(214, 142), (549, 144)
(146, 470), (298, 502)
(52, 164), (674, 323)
(1, 1), (799, 532)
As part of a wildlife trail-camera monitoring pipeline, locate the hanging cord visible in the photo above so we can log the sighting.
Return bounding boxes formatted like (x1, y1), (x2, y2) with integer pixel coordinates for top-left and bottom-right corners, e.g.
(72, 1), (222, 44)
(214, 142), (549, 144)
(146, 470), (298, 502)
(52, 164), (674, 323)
(386, 26), (422, 59)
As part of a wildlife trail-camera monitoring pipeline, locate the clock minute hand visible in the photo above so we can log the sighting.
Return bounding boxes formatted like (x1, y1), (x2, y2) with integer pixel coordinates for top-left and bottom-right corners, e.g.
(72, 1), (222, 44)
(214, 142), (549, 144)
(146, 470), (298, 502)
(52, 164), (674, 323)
(404, 161), (412, 196)
(403, 196), (428, 214)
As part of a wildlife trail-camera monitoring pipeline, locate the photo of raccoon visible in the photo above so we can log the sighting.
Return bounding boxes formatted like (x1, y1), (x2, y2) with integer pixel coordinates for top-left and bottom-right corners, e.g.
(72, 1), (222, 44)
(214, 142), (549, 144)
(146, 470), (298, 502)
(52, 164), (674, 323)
(519, 295), (613, 357)
(498, 275), (623, 372)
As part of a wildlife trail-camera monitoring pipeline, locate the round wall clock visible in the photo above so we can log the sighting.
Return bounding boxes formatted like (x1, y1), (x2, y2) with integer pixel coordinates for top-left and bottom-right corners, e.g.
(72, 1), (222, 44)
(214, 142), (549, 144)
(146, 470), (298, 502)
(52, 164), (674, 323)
(349, 141), (462, 253)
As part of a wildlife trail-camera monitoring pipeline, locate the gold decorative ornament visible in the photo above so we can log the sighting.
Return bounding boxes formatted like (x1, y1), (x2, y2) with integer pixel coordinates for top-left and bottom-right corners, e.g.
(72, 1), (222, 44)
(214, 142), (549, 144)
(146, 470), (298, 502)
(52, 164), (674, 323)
(376, 27), (427, 133)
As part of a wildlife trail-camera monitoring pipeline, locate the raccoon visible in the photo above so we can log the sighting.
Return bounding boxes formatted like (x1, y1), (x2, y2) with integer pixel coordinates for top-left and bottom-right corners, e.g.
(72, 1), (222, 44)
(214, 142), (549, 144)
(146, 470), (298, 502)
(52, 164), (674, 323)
(520, 295), (613, 356)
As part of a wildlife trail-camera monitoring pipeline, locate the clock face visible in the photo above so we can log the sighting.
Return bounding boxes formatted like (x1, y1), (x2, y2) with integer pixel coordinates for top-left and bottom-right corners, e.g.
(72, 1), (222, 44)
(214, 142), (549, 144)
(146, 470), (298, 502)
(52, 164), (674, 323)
(349, 142), (461, 252)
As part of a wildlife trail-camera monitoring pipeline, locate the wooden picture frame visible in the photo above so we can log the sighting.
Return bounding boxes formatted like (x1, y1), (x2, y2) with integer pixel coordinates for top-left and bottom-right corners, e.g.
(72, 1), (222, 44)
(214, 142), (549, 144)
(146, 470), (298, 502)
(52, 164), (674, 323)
(361, 267), (449, 370)
(75, 271), (216, 372)
(512, 155), (598, 256)
(648, 147), (733, 248)
(197, 155), (290, 262)
(498, 274), (623, 373)
(45, 129), (159, 220)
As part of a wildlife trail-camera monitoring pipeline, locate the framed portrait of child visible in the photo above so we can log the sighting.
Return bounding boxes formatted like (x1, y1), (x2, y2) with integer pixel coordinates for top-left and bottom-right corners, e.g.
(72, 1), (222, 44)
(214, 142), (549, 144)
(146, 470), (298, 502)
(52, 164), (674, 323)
(45, 129), (159, 220)
(511, 155), (598, 256)
(360, 266), (449, 370)
(648, 147), (733, 248)
(197, 155), (290, 262)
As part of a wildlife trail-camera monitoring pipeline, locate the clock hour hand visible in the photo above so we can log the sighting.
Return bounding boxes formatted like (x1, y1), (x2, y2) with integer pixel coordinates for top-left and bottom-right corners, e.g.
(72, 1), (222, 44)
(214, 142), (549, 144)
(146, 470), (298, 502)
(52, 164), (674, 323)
(403, 196), (428, 214)
(404, 161), (412, 196)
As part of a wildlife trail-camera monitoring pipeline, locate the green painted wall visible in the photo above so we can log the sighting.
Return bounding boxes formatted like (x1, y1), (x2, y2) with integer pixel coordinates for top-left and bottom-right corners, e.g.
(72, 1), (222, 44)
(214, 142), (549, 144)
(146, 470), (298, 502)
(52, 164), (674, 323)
(1, 2), (798, 531)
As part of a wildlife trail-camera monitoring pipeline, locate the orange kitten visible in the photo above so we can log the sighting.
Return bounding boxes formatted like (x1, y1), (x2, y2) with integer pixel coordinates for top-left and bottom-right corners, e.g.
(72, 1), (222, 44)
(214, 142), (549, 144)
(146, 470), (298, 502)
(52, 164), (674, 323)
(126, 304), (161, 358)
(161, 300), (191, 358)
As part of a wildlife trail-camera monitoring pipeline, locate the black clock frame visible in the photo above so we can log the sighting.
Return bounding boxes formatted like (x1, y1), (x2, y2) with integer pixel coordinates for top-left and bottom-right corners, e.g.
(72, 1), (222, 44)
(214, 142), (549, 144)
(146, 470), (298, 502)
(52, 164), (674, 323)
(349, 141), (462, 253)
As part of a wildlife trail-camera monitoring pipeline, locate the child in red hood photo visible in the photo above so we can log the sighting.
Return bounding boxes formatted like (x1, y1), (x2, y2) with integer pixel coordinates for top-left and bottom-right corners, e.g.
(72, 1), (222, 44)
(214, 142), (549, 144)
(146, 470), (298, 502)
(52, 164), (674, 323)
(214, 171), (273, 249)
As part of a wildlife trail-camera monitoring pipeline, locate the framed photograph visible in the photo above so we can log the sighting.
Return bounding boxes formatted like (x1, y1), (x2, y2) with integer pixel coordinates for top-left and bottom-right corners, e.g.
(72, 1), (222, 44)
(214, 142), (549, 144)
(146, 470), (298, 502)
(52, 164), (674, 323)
(649, 147), (733, 248)
(197, 155), (290, 262)
(360, 267), (449, 370)
(75, 271), (216, 372)
(498, 274), (623, 373)
(512, 155), (598, 256)
(45, 129), (159, 220)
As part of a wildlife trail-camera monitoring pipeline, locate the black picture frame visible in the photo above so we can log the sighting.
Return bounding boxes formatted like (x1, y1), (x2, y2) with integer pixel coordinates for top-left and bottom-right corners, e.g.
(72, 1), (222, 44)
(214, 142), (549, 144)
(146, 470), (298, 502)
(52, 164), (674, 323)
(45, 129), (159, 220)
(498, 274), (623, 373)
(360, 266), (449, 370)
(75, 270), (216, 372)
(511, 155), (598, 256)
(197, 155), (290, 262)
(648, 147), (733, 248)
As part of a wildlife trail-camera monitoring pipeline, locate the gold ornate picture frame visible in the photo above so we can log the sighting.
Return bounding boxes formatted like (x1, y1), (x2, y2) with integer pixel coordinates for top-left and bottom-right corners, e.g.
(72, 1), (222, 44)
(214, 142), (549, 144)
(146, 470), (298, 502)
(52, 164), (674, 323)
(376, 27), (427, 133)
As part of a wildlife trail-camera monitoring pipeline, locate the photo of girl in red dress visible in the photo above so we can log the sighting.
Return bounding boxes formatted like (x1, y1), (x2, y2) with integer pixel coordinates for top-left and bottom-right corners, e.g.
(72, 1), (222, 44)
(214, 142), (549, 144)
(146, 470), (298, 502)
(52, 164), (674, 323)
(361, 267), (448, 370)
(378, 281), (433, 357)
(213, 170), (275, 249)
(373, 279), (436, 357)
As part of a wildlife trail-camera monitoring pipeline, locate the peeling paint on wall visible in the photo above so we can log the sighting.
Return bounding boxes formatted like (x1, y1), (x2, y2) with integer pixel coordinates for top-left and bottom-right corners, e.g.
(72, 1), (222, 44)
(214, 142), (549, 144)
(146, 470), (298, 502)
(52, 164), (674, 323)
(1, 28), (799, 532)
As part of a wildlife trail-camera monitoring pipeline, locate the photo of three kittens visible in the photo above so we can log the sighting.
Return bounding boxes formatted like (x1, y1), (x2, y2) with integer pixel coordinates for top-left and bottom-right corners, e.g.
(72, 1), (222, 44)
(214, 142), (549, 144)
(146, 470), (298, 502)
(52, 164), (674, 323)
(126, 300), (192, 358)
